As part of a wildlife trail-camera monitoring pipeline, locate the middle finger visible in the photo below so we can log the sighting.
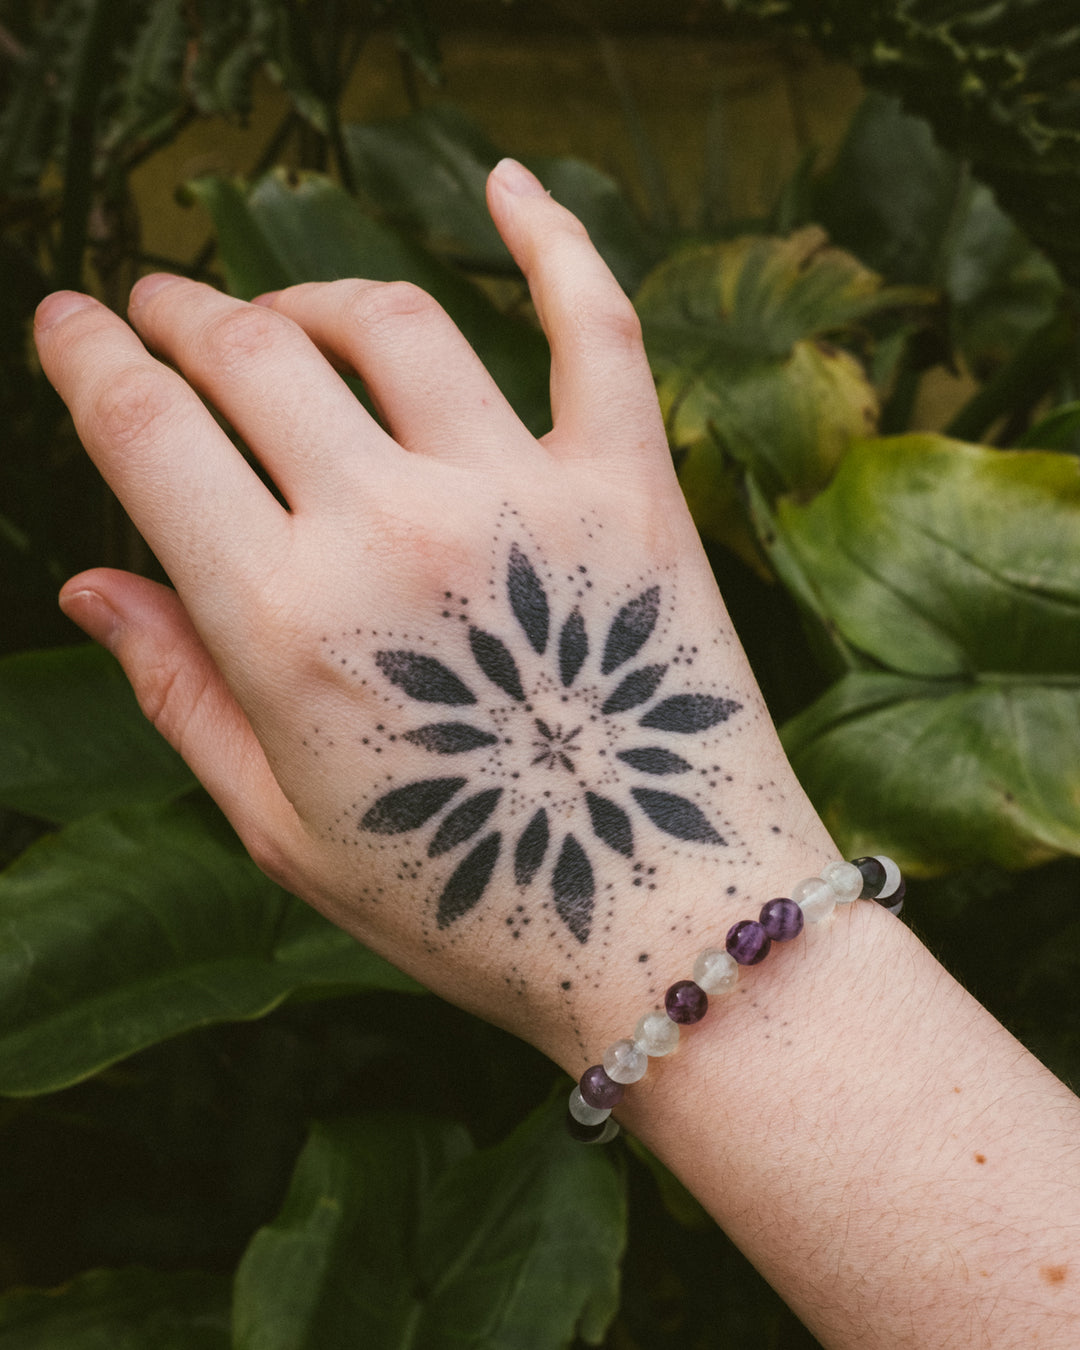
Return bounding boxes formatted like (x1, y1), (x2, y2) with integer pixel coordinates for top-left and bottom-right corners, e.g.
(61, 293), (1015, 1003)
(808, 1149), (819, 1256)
(128, 274), (405, 513)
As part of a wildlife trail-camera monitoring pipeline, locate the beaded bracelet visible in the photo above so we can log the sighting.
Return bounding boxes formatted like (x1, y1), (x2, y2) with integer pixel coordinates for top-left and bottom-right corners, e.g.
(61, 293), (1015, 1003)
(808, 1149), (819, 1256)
(566, 855), (905, 1143)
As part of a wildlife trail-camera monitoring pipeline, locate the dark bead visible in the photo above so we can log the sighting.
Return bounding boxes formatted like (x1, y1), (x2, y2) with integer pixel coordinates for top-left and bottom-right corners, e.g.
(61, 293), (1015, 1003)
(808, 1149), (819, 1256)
(877, 877), (905, 914)
(665, 979), (709, 1024)
(726, 918), (772, 965)
(579, 1064), (624, 1109)
(851, 856), (886, 899)
(759, 897), (804, 942)
(565, 1111), (608, 1143)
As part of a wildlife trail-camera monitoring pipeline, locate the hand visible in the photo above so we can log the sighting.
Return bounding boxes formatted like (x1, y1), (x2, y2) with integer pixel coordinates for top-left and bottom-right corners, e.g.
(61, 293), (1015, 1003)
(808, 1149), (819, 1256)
(35, 159), (831, 1071)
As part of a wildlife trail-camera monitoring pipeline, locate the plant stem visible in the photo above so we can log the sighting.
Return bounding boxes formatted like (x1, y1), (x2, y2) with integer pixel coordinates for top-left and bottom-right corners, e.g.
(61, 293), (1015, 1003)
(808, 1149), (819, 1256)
(55, 0), (121, 292)
(945, 305), (1078, 445)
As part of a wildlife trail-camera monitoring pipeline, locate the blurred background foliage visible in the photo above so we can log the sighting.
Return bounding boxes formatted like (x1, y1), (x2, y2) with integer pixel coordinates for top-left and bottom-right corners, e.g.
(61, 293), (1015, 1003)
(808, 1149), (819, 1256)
(2, 1), (1080, 1346)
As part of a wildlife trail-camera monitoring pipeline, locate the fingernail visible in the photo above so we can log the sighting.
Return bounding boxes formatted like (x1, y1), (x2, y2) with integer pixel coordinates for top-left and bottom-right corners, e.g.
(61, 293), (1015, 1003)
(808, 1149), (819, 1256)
(129, 272), (183, 309)
(492, 157), (546, 197)
(34, 291), (95, 333)
(59, 588), (122, 653)
(251, 290), (282, 307)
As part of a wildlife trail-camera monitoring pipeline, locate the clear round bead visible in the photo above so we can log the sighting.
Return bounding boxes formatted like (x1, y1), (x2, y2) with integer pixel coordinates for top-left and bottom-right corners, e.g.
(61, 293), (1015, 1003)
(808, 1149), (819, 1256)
(593, 1118), (621, 1145)
(692, 947), (739, 995)
(821, 860), (863, 905)
(634, 1009), (681, 1056)
(602, 1037), (648, 1084)
(794, 875), (836, 923)
(569, 1085), (611, 1126)
(874, 855), (903, 900)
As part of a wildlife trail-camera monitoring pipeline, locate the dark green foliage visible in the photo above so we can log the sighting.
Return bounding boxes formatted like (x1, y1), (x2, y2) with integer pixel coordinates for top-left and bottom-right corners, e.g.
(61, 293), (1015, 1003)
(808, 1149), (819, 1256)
(724, 0), (1080, 289)
(3, 3), (1080, 1346)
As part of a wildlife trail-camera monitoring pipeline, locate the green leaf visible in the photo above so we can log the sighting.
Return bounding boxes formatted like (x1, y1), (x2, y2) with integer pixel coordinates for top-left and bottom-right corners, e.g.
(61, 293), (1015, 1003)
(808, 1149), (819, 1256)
(188, 168), (551, 434)
(774, 434), (1080, 870)
(344, 104), (510, 267)
(183, 0), (260, 118)
(724, 0), (1080, 289)
(233, 1103), (625, 1349)
(0, 645), (194, 823)
(638, 231), (915, 517)
(782, 671), (1080, 871)
(1017, 402), (1080, 455)
(344, 104), (658, 292)
(813, 92), (1061, 376)
(99, 0), (187, 161)
(774, 435), (1080, 678)
(0, 797), (420, 1096)
(0, 1268), (230, 1349)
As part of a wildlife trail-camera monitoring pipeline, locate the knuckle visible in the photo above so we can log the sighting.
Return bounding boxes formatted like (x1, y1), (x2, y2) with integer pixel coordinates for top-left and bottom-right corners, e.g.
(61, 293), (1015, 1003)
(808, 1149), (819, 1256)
(587, 289), (643, 350)
(344, 279), (440, 332)
(86, 360), (177, 451)
(200, 303), (294, 373)
(243, 828), (296, 891)
(135, 646), (211, 748)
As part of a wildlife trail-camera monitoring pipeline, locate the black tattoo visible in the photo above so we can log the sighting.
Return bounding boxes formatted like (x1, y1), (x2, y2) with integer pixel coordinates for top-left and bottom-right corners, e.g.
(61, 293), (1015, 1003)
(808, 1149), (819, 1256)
(338, 534), (745, 947)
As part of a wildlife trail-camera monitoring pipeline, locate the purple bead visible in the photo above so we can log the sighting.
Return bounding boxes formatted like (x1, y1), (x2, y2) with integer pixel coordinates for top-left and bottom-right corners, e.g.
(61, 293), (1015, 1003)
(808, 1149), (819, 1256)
(851, 856), (886, 899)
(726, 918), (772, 965)
(579, 1064), (624, 1109)
(759, 897), (804, 942)
(665, 979), (708, 1025)
(565, 1111), (608, 1143)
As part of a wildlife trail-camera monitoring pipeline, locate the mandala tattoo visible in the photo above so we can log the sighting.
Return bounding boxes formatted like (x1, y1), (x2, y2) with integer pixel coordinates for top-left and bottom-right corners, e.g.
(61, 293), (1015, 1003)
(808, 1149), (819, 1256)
(328, 534), (745, 947)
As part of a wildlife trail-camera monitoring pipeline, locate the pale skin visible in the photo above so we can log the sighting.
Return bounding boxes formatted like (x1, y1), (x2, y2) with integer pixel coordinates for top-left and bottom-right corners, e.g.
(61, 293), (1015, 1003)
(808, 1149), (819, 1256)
(35, 157), (1080, 1347)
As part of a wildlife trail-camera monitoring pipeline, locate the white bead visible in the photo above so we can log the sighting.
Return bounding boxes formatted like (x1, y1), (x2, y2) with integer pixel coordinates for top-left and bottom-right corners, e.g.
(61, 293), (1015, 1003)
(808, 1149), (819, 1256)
(569, 1085), (610, 1126)
(602, 1037), (648, 1084)
(634, 1009), (680, 1056)
(692, 947), (739, 995)
(821, 860), (862, 905)
(593, 1118), (620, 1144)
(794, 875), (835, 923)
(874, 855), (902, 900)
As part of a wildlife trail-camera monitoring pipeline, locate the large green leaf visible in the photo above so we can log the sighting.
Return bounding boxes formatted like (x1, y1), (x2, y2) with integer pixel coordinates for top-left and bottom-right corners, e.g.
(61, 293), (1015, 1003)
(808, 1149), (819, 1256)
(233, 1104), (625, 1350)
(773, 434), (1080, 870)
(774, 435), (1080, 678)
(724, 0), (1080, 289)
(637, 231), (921, 546)
(188, 168), (552, 435)
(782, 671), (1080, 871)
(813, 92), (1061, 377)
(0, 1268), (230, 1350)
(0, 645), (194, 824)
(344, 103), (659, 292)
(0, 796), (420, 1096)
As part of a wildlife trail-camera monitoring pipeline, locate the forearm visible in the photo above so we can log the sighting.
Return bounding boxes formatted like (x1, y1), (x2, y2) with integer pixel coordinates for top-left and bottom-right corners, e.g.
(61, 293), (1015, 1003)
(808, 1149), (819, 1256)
(610, 878), (1080, 1348)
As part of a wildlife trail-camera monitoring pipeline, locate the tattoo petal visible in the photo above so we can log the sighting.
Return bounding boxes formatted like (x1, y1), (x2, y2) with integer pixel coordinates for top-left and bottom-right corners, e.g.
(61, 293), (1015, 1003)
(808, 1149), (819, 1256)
(552, 834), (595, 943)
(600, 663), (668, 715)
(585, 791), (634, 857)
(469, 626), (526, 702)
(630, 787), (724, 844)
(375, 652), (476, 706)
(428, 788), (503, 858)
(639, 694), (742, 733)
(601, 586), (660, 675)
(514, 808), (550, 886)
(508, 544), (550, 655)
(616, 747), (692, 775)
(558, 607), (588, 688)
(436, 833), (501, 927)
(403, 723), (498, 754)
(361, 777), (466, 834)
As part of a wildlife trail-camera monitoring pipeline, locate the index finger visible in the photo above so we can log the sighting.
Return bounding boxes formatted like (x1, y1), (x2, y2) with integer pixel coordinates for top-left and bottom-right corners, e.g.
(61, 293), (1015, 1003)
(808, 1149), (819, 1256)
(485, 159), (668, 465)
(34, 293), (289, 641)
